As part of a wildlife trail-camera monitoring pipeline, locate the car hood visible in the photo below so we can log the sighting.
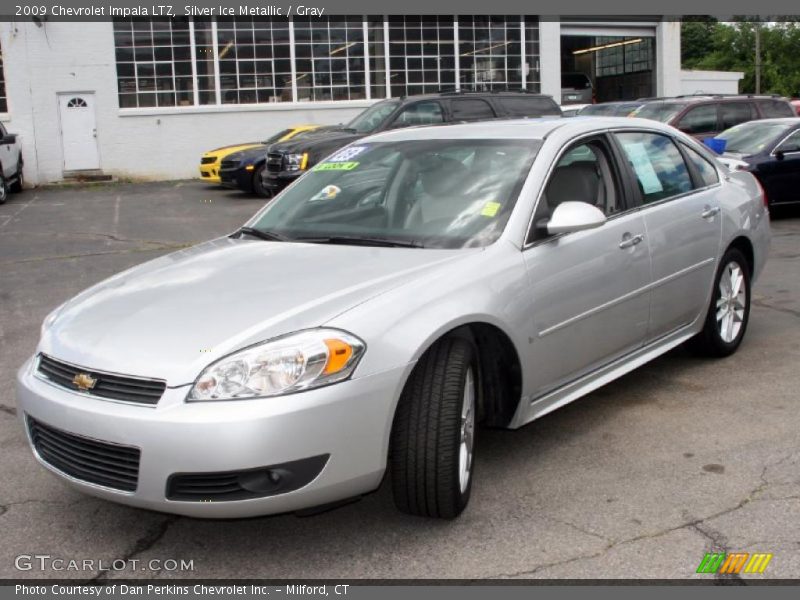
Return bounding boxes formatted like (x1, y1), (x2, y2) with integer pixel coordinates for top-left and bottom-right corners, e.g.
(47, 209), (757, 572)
(271, 130), (365, 154)
(40, 238), (472, 385)
(204, 143), (263, 157)
(228, 146), (269, 164)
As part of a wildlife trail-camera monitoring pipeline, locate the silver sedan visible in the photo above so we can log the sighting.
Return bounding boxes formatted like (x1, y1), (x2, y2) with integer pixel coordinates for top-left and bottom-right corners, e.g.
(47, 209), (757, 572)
(17, 117), (770, 519)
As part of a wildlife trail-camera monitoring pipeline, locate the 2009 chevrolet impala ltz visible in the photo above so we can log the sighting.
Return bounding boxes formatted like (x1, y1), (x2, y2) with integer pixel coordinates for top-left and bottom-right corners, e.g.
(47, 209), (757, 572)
(17, 117), (769, 519)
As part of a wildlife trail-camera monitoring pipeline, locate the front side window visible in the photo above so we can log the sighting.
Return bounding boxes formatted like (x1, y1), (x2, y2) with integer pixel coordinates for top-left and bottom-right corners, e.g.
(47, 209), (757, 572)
(676, 105), (719, 135)
(682, 144), (720, 187)
(776, 130), (800, 154)
(390, 102), (445, 127)
(248, 139), (540, 249)
(616, 132), (693, 203)
(345, 100), (400, 134)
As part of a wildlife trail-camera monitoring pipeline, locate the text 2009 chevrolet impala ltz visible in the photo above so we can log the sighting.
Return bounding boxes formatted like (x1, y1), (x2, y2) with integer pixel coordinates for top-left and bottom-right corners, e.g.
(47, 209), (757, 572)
(17, 117), (769, 518)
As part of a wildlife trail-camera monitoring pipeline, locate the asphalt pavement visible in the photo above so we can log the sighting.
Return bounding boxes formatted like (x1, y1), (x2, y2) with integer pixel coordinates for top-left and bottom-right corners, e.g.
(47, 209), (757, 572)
(1, 182), (798, 581)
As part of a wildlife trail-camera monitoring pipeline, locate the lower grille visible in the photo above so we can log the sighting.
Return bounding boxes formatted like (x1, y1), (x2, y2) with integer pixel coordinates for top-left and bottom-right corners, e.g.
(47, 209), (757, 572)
(200, 172), (211, 178)
(28, 417), (140, 492)
(220, 159), (240, 170)
(200, 156), (216, 165)
(37, 354), (166, 405)
(266, 152), (284, 172)
(167, 455), (329, 502)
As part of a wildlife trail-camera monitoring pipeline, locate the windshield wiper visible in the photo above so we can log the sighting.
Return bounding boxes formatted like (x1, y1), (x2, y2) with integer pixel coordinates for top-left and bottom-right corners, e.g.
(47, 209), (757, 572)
(235, 226), (290, 242)
(295, 235), (424, 248)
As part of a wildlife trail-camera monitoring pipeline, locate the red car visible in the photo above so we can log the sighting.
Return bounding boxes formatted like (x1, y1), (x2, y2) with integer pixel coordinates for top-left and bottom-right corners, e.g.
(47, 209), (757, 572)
(791, 99), (800, 116)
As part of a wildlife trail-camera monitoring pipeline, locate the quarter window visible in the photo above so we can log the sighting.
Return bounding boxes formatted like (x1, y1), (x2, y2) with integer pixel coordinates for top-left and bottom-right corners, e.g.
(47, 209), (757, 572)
(616, 132), (693, 203)
(676, 105), (718, 135)
(682, 144), (720, 187)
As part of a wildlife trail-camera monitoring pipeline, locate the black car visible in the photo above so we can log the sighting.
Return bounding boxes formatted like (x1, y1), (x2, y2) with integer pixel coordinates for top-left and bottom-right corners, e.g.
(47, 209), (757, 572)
(260, 91), (562, 196)
(715, 118), (800, 208)
(218, 126), (338, 196)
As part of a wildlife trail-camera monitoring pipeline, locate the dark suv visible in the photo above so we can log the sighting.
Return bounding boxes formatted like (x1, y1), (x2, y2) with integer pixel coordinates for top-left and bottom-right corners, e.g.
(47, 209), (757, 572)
(632, 94), (795, 139)
(260, 91), (561, 195)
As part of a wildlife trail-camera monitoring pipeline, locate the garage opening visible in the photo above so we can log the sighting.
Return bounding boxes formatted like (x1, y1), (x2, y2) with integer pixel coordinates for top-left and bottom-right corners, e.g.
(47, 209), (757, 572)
(560, 27), (656, 104)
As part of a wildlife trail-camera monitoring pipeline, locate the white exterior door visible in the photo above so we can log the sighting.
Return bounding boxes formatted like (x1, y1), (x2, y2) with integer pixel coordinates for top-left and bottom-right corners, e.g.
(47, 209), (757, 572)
(58, 93), (100, 171)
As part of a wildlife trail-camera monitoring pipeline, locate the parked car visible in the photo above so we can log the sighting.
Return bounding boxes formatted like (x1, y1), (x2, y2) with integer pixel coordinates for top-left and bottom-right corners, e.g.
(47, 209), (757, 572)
(199, 125), (319, 184)
(577, 100), (646, 117)
(560, 103), (592, 117)
(0, 121), (24, 203)
(714, 118), (800, 208)
(18, 117), (769, 519)
(631, 94), (795, 139)
(561, 72), (594, 105)
(219, 126), (336, 196)
(791, 99), (800, 116)
(260, 91), (562, 195)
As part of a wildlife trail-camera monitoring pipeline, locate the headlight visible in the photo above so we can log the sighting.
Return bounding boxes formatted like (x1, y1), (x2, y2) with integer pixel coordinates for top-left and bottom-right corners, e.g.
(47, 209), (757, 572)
(285, 152), (309, 172)
(188, 329), (365, 401)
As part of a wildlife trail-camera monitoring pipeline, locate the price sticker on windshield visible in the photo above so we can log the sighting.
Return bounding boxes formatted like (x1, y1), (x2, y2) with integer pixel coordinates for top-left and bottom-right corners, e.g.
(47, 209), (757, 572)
(326, 146), (368, 163)
(313, 162), (360, 172)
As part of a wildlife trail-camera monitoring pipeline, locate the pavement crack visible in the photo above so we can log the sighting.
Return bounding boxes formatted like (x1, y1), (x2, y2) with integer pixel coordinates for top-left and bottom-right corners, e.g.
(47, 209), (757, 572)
(752, 298), (800, 320)
(0, 404), (17, 417)
(89, 515), (180, 582)
(548, 517), (611, 543)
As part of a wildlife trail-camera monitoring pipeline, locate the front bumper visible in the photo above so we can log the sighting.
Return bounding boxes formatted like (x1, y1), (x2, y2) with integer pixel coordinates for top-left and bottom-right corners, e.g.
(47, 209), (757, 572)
(16, 357), (410, 518)
(261, 169), (302, 193)
(219, 167), (254, 192)
(199, 162), (221, 183)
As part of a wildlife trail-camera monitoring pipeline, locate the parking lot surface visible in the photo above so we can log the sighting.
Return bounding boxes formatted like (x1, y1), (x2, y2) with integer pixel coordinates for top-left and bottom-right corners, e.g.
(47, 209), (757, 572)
(1, 182), (798, 580)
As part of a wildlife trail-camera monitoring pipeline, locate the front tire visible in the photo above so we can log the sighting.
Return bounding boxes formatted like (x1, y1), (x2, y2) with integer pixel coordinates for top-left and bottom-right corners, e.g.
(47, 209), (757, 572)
(689, 248), (751, 357)
(10, 160), (23, 193)
(390, 336), (477, 519)
(0, 174), (7, 204)
(252, 164), (270, 198)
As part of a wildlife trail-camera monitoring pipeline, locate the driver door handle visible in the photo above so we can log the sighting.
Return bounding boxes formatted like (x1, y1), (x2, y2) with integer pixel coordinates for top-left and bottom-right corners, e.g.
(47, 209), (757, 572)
(619, 233), (645, 249)
(701, 206), (720, 219)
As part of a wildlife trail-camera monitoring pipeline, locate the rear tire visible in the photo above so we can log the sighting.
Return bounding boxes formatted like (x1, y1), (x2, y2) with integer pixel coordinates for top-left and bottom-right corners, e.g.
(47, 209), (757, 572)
(252, 164), (270, 198)
(390, 336), (477, 519)
(10, 160), (23, 193)
(689, 248), (751, 357)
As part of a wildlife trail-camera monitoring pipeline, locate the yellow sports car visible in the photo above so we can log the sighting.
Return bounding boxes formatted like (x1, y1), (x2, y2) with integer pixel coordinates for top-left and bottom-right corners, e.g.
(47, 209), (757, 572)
(199, 125), (320, 184)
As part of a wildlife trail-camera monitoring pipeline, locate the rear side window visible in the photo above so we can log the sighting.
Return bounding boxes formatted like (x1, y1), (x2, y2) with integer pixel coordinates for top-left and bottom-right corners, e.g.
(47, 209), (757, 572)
(757, 99), (795, 118)
(498, 96), (561, 117)
(682, 144), (720, 187)
(616, 132), (693, 203)
(676, 104), (719, 135)
(450, 99), (496, 121)
(720, 102), (755, 130)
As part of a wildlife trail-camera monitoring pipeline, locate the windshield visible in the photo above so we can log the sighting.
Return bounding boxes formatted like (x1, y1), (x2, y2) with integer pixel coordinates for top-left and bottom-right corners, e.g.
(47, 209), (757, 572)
(247, 139), (541, 249)
(716, 121), (795, 155)
(580, 103), (640, 117)
(632, 103), (684, 123)
(345, 101), (401, 134)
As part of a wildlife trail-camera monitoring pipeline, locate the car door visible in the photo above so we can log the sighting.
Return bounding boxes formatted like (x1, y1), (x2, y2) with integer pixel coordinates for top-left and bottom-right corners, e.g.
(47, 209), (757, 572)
(613, 131), (723, 341)
(759, 129), (800, 205)
(522, 134), (652, 399)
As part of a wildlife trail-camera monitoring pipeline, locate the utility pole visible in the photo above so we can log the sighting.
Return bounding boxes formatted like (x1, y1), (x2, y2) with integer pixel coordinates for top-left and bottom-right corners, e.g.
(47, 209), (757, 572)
(754, 21), (761, 94)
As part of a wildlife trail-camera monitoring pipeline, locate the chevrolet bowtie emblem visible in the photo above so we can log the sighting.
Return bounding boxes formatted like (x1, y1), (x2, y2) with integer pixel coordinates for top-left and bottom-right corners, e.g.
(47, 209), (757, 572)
(72, 372), (97, 391)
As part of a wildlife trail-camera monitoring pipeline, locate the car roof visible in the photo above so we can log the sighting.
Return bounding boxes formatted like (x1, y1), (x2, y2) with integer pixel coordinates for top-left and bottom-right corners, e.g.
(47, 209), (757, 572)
(362, 116), (675, 143)
(641, 95), (787, 106)
(373, 91), (555, 104)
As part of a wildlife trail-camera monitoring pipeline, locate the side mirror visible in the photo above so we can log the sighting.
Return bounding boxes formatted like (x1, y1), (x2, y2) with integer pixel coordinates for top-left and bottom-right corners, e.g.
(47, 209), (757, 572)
(546, 201), (606, 235)
(774, 150), (785, 161)
(0, 133), (16, 145)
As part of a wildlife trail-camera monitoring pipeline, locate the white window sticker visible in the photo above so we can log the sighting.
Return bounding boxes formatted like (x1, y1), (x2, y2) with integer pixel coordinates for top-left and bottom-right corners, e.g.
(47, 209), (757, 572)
(623, 142), (663, 195)
(326, 146), (368, 163)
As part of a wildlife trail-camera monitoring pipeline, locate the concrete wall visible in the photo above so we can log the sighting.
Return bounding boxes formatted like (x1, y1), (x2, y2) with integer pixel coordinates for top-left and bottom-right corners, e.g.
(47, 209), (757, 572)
(680, 70), (744, 95)
(0, 22), (374, 185)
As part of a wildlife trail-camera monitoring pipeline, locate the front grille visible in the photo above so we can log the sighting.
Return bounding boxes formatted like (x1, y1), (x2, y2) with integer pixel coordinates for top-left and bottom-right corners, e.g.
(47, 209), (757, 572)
(266, 152), (284, 173)
(37, 354), (166, 405)
(220, 159), (240, 170)
(200, 156), (216, 165)
(28, 417), (140, 492)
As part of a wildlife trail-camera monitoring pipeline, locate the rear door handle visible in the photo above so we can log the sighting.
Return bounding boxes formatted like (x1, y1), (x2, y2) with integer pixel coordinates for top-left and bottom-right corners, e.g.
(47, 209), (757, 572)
(619, 233), (645, 249)
(701, 206), (720, 219)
